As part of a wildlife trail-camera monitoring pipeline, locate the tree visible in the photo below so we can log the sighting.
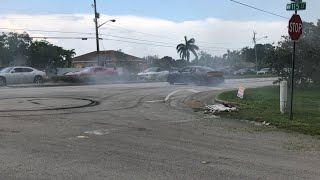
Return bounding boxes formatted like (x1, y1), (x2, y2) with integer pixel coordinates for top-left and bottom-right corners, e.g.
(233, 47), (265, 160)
(144, 55), (159, 67)
(222, 50), (242, 70)
(0, 32), (31, 66)
(176, 36), (199, 62)
(268, 20), (320, 86)
(144, 56), (176, 70)
(28, 40), (75, 74)
(158, 56), (175, 69)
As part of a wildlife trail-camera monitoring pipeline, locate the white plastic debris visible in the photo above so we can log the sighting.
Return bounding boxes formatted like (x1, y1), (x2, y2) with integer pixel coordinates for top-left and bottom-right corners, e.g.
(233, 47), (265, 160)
(84, 130), (109, 136)
(84, 129), (118, 136)
(76, 136), (89, 139)
(201, 161), (210, 164)
(241, 120), (271, 126)
(205, 104), (237, 113)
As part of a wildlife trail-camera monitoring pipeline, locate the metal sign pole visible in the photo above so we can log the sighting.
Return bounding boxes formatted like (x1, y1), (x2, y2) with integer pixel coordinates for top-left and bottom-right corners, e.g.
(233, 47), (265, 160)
(289, 9), (298, 120)
(289, 41), (296, 120)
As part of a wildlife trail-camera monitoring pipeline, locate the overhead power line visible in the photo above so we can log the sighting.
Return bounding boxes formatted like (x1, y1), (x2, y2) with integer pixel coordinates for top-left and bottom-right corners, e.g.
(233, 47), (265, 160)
(29, 36), (237, 52)
(0, 27), (94, 35)
(1, 27), (243, 50)
(229, 0), (289, 19)
(104, 24), (247, 45)
(102, 24), (174, 40)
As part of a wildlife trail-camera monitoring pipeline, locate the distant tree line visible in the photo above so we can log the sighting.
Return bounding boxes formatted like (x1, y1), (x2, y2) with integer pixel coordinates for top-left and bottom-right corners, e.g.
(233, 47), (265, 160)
(144, 20), (320, 86)
(1, 19), (319, 86)
(0, 32), (75, 74)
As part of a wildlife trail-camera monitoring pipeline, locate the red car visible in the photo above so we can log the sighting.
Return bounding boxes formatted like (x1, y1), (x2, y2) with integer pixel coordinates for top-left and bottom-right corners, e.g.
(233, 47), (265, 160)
(65, 66), (118, 79)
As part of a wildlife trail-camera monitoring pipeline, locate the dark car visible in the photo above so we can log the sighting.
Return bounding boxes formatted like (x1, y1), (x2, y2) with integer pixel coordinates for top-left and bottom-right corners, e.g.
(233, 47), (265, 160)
(167, 66), (224, 86)
(233, 68), (256, 75)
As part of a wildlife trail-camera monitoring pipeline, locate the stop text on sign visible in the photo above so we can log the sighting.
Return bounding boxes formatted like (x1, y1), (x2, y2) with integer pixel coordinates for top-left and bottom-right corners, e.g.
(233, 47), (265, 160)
(288, 14), (303, 41)
(289, 22), (302, 33)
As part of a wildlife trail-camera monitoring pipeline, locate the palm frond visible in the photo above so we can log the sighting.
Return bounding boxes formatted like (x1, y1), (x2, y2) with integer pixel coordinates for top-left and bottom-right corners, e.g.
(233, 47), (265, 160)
(176, 43), (185, 50)
(188, 38), (195, 44)
(191, 44), (199, 51)
(179, 51), (184, 58)
(190, 48), (198, 59)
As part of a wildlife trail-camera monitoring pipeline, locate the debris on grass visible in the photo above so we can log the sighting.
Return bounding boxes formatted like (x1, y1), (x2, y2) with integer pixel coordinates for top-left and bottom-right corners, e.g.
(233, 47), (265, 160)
(205, 104), (237, 113)
(240, 120), (271, 126)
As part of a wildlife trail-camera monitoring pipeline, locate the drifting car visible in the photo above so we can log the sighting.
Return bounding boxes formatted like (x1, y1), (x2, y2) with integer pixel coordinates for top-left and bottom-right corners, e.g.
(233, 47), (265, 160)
(167, 66), (224, 86)
(137, 67), (169, 80)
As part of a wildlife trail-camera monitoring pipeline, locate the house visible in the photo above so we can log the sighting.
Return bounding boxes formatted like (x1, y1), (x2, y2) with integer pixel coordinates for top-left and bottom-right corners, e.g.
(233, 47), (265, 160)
(71, 50), (146, 74)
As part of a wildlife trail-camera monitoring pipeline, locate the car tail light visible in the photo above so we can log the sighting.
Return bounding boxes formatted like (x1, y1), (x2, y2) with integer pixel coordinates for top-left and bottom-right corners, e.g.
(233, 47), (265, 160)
(207, 71), (223, 76)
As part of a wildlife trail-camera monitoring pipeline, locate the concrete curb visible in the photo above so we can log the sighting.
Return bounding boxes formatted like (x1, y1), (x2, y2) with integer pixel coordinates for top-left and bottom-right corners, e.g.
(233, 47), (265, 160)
(181, 91), (221, 110)
(5, 80), (168, 88)
(214, 96), (241, 107)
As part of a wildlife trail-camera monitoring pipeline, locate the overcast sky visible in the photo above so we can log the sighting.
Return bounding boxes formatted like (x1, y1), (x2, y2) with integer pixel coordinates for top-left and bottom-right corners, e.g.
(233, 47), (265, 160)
(0, 0), (319, 59)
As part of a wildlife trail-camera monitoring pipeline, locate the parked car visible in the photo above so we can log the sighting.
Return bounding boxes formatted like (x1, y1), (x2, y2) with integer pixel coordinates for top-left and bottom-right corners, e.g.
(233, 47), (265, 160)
(0, 66), (47, 86)
(65, 66), (118, 79)
(137, 67), (169, 80)
(233, 68), (256, 75)
(167, 66), (224, 86)
(257, 68), (271, 75)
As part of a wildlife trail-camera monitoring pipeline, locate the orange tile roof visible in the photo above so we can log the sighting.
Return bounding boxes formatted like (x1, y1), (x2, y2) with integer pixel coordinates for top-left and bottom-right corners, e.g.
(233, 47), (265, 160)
(72, 50), (143, 62)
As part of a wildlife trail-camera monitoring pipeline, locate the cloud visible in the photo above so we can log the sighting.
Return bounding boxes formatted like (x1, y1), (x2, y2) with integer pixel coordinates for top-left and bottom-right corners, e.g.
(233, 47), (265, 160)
(0, 13), (288, 59)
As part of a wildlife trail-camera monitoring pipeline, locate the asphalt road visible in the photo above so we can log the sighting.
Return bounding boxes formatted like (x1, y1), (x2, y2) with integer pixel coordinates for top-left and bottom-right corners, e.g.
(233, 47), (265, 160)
(0, 78), (319, 180)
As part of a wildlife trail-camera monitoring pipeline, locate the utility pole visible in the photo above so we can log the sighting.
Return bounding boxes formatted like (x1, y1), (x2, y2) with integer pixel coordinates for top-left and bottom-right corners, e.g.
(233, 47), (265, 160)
(253, 32), (258, 71)
(93, 0), (100, 66)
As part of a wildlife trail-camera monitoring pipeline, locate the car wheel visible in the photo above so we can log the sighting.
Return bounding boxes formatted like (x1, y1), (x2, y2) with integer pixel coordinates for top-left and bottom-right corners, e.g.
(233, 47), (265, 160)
(34, 76), (44, 84)
(168, 77), (175, 85)
(0, 77), (7, 86)
(196, 77), (207, 86)
(218, 77), (225, 84)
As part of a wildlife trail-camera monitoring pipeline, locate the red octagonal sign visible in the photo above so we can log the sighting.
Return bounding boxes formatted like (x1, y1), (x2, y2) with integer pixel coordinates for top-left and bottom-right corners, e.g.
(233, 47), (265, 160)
(288, 14), (303, 41)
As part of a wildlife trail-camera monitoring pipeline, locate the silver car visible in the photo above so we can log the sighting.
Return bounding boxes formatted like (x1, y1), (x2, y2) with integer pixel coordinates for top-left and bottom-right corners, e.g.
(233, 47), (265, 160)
(0, 66), (47, 86)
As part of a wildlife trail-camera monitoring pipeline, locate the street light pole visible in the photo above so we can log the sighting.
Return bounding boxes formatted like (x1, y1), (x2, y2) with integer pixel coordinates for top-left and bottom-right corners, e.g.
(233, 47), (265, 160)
(93, 0), (100, 65)
(253, 32), (268, 71)
(253, 32), (258, 71)
(93, 1), (116, 66)
(98, 19), (116, 28)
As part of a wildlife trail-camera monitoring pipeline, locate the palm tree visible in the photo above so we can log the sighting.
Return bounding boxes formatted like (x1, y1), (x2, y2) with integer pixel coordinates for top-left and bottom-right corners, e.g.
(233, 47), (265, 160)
(176, 36), (199, 62)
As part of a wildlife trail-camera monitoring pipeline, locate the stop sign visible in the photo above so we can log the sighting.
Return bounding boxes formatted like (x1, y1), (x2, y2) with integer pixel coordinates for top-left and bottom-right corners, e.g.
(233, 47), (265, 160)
(288, 14), (303, 41)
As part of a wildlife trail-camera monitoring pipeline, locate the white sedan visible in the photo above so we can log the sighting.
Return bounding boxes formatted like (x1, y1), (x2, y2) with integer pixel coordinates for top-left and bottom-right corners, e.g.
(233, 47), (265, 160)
(0, 66), (47, 86)
(137, 67), (169, 80)
(257, 68), (271, 75)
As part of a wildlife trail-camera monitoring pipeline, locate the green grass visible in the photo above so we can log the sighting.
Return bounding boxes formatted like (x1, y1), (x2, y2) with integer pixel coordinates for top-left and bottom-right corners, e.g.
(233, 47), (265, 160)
(217, 86), (320, 136)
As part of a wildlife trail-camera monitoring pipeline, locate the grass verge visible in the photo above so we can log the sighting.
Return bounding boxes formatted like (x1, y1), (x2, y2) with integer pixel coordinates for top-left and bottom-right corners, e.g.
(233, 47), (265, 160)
(217, 86), (320, 136)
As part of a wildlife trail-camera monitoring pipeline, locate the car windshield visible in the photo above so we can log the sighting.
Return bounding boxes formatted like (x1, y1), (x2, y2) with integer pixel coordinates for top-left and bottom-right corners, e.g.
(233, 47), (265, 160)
(200, 67), (215, 72)
(261, 68), (269, 71)
(145, 67), (159, 72)
(80, 67), (93, 72)
(0, 67), (13, 73)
